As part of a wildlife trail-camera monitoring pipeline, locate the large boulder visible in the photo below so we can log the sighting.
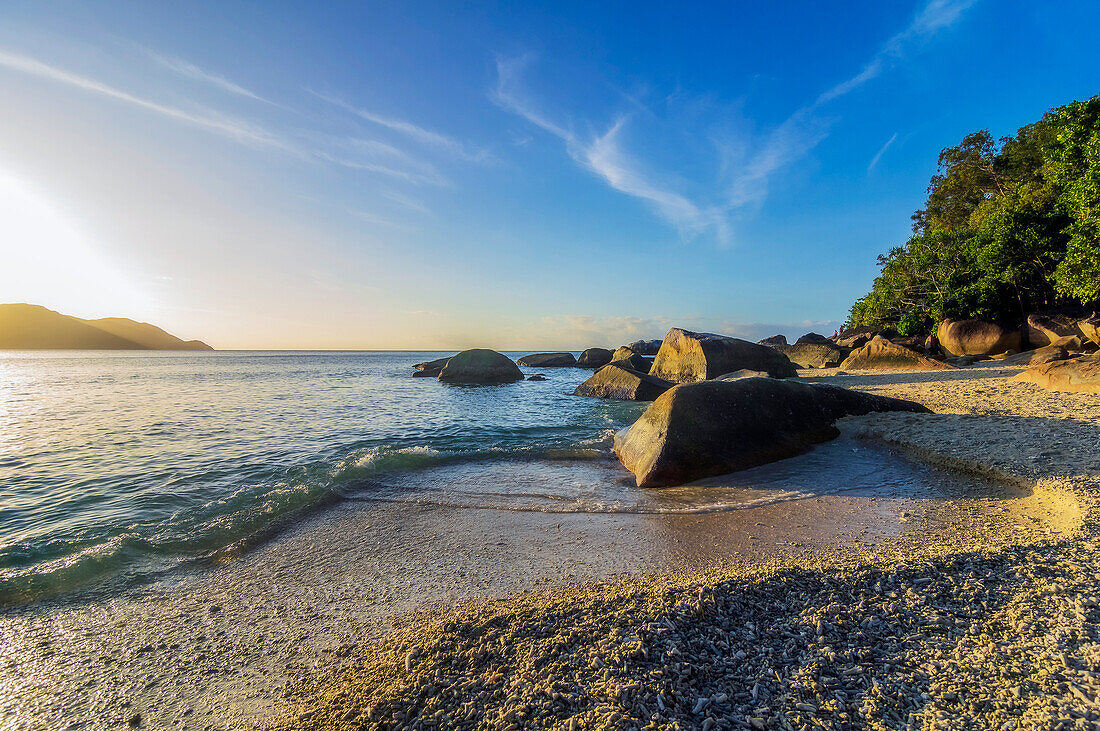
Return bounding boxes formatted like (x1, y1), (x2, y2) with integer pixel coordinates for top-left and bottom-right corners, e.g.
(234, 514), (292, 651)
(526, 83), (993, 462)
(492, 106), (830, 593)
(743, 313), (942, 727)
(1013, 354), (1100, 394)
(650, 328), (798, 382)
(573, 364), (674, 401)
(758, 334), (788, 347)
(413, 356), (452, 377)
(795, 332), (832, 345)
(576, 348), (613, 368)
(839, 336), (955, 371)
(1078, 313), (1100, 347)
(627, 339), (663, 355)
(517, 352), (577, 367)
(1026, 314), (1080, 349)
(614, 379), (930, 487)
(438, 349), (523, 384)
(775, 342), (846, 369)
(609, 348), (653, 372)
(937, 318), (1022, 357)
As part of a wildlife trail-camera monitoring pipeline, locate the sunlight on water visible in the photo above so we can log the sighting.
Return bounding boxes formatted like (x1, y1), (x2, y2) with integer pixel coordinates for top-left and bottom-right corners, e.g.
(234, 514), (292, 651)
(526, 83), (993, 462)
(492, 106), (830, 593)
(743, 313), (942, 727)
(0, 351), (639, 602)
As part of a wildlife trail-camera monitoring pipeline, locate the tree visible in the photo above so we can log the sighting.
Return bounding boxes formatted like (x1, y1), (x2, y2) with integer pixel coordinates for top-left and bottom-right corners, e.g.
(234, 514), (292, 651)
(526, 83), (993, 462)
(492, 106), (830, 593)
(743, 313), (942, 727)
(849, 95), (1100, 332)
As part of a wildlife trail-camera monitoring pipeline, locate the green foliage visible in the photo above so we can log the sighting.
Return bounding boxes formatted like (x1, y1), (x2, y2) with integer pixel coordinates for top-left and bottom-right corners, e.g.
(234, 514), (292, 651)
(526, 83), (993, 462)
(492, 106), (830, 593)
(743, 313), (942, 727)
(849, 96), (1100, 331)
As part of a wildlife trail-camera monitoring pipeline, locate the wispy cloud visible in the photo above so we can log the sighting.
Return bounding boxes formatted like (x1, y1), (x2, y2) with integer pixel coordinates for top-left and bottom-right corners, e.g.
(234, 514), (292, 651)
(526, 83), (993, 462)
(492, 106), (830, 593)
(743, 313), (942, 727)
(492, 55), (820, 245)
(0, 48), (293, 151)
(0, 47), (453, 190)
(867, 132), (899, 173)
(309, 89), (493, 163)
(493, 2), (974, 245)
(816, 0), (978, 105)
(146, 50), (272, 104)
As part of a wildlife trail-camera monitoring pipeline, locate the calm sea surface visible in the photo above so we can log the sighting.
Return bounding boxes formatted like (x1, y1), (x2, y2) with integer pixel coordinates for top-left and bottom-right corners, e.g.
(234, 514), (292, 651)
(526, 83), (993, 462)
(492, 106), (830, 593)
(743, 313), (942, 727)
(0, 350), (962, 606)
(0, 351), (646, 604)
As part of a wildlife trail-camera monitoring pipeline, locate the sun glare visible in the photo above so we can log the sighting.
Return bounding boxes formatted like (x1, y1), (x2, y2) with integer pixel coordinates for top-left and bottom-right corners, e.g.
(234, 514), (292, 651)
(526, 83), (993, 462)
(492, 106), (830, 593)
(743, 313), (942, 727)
(0, 171), (151, 318)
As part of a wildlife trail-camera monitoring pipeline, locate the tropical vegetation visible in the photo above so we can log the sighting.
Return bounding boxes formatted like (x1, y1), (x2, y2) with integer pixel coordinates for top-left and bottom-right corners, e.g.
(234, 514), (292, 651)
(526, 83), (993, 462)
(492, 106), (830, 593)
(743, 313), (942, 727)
(848, 96), (1100, 335)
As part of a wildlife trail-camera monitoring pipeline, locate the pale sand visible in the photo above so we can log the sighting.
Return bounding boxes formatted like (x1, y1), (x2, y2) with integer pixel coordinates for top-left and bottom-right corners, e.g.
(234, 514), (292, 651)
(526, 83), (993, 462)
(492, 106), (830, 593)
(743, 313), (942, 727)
(265, 363), (1099, 731)
(1, 363), (1091, 730)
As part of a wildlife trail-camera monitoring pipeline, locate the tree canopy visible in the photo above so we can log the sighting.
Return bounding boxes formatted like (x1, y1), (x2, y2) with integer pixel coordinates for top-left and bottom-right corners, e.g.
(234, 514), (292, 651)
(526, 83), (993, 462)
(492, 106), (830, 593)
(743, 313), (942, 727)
(849, 96), (1100, 335)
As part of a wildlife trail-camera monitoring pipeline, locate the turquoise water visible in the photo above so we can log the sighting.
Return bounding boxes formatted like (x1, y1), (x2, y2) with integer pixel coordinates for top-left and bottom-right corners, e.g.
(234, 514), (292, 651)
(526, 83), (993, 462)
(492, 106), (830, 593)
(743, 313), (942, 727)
(0, 350), (975, 607)
(0, 351), (644, 604)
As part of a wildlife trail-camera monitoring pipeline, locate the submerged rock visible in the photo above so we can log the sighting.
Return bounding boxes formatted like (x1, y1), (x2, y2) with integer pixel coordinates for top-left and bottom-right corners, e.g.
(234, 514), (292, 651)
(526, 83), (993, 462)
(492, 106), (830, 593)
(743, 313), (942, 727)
(650, 328), (797, 382)
(574, 363), (673, 401)
(517, 352), (577, 367)
(839, 336), (955, 371)
(614, 378), (930, 487)
(438, 349), (523, 384)
(775, 342), (845, 369)
(576, 348), (614, 368)
(1014, 353), (1100, 394)
(937, 318), (1021, 357)
(526, 374), (548, 381)
(413, 356), (451, 377)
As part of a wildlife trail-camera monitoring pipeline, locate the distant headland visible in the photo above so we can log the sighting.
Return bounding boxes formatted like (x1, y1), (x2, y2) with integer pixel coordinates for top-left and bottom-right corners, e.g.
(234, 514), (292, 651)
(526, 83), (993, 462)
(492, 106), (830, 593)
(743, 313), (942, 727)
(0, 303), (213, 350)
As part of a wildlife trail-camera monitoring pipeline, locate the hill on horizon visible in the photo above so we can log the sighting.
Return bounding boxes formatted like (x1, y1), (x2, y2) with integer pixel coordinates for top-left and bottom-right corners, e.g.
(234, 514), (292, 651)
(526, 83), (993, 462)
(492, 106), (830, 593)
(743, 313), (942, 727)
(0, 303), (213, 350)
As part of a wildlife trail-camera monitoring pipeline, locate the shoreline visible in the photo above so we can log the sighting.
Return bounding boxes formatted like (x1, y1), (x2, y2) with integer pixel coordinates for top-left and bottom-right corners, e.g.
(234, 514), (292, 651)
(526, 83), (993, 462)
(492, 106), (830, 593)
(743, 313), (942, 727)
(2, 363), (1095, 730)
(265, 364), (1099, 730)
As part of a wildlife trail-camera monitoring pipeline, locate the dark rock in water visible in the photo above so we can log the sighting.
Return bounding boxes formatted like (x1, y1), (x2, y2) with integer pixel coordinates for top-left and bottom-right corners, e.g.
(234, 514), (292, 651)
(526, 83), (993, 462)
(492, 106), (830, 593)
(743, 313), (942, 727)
(614, 378), (930, 487)
(775, 342), (845, 369)
(574, 363), (673, 401)
(627, 339), (663, 355)
(937, 318), (1021, 357)
(715, 369), (772, 381)
(576, 347), (614, 368)
(526, 374), (549, 381)
(1014, 353), (1100, 394)
(517, 352), (577, 367)
(650, 328), (798, 382)
(438, 349), (523, 384)
(840, 336), (955, 371)
(413, 356), (451, 377)
(758, 334), (788, 347)
(795, 332), (831, 345)
(1026, 314), (1079, 349)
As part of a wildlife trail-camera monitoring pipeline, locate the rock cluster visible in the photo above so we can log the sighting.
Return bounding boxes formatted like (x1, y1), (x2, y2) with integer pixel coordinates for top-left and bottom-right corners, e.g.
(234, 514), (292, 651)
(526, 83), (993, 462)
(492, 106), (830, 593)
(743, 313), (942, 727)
(838, 336), (954, 372)
(650, 329), (798, 382)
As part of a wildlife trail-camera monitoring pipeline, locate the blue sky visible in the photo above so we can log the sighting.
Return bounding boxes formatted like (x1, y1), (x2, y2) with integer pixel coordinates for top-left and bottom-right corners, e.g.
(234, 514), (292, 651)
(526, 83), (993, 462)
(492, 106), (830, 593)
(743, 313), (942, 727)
(0, 0), (1097, 349)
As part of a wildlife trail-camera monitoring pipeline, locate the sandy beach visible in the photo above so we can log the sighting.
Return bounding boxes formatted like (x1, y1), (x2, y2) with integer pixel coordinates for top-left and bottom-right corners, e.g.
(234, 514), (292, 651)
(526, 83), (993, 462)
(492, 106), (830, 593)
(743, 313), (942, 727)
(0, 363), (1083, 730)
(260, 363), (1100, 731)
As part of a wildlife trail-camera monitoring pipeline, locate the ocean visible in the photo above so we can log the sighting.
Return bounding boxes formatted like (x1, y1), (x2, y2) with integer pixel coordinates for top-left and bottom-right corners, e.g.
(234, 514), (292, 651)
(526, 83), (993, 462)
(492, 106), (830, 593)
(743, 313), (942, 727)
(0, 350), (975, 607)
